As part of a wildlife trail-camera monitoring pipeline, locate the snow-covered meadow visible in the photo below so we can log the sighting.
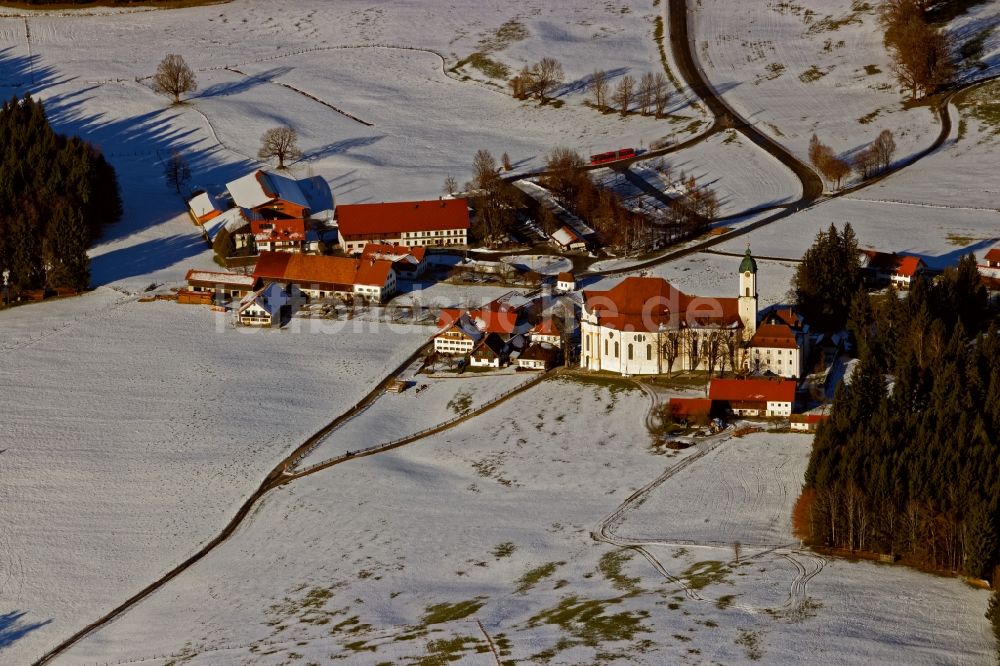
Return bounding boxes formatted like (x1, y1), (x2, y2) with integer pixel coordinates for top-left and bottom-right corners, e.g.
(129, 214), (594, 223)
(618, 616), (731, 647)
(691, 0), (943, 171)
(55, 379), (995, 665)
(0, 294), (429, 663)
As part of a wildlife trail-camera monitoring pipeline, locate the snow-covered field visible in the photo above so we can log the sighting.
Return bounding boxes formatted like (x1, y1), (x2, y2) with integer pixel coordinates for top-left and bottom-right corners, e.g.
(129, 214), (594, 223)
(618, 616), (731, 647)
(57, 380), (995, 665)
(2, 0), (998, 662)
(0, 294), (428, 664)
(690, 0), (942, 173)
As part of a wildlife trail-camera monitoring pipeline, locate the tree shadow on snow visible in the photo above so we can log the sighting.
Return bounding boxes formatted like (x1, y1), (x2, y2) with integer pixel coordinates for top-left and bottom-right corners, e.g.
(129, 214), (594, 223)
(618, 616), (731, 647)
(89, 233), (210, 285)
(0, 610), (52, 649)
(41, 85), (257, 255)
(0, 47), (68, 93)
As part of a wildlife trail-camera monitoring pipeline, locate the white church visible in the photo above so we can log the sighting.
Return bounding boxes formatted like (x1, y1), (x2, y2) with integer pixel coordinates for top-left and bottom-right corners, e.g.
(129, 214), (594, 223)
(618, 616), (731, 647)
(580, 249), (804, 377)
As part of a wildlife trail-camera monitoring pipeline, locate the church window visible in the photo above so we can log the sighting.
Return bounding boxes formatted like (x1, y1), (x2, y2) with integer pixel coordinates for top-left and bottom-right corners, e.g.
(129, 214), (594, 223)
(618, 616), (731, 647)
(586, 336), (590, 351)
(604, 340), (608, 356)
(646, 344), (652, 361)
(745, 287), (750, 297)
(628, 343), (633, 360)
(615, 342), (620, 357)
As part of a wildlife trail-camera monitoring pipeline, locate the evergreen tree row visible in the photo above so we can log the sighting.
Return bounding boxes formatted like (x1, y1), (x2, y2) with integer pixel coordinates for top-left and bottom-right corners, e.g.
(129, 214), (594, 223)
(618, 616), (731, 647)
(804, 255), (999, 580)
(0, 94), (121, 293)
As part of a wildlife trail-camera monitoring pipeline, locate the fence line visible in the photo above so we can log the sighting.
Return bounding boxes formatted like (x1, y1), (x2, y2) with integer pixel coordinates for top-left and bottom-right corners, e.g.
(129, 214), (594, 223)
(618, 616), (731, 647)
(290, 369), (557, 476)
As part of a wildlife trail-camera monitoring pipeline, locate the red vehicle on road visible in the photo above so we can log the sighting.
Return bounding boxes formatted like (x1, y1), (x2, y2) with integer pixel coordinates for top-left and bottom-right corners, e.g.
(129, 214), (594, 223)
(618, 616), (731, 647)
(589, 148), (636, 165)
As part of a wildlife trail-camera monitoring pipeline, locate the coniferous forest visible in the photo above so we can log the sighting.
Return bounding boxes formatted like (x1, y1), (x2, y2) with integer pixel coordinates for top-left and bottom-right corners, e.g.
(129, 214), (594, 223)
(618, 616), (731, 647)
(0, 94), (121, 293)
(803, 254), (999, 582)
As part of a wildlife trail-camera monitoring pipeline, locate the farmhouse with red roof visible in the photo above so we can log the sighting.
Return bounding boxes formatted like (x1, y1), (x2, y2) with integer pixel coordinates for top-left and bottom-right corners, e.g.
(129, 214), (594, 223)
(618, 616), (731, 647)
(336, 198), (470, 254)
(709, 377), (797, 417)
(580, 249), (760, 375)
(252, 251), (396, 303)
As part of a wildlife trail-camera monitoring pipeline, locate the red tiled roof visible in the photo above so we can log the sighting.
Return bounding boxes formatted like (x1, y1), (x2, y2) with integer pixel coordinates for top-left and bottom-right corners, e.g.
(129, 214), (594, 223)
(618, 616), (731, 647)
(709, 378), (796, 404)
(337, 198), (470, 237)
(895, 256), (924, 277)
(985, 248), (1000, 264)
(750, 323), (798, 349)
(355, 257), (395, 287)
(583, 277), (741, 332)
(253, 251), (391, 288)
(557, 271), (575, 283)
(531, 318), (560, 336)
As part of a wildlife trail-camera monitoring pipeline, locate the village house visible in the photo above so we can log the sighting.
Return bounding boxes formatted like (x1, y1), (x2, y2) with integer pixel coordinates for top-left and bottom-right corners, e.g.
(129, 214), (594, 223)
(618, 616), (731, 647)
(237, 282), (303, 327)
(228, 170), (313, 220)
(529, 318), (562, 346)
(470, 332), (507, 368)
(188, 170), (333, 256)
(790, 413), (829, 432)
(749, 323), (803, 378)
(434, 312), (483, 355)
(984, 248), (1000, 270)
(890, 255), (926, 290)
(708, 377), (797, 417)
(580, 250), (760, 376)
(183, 269), (256, 301)
(516, 342), (560, 370)
(555, 271), (576, 292)
(252, 251), (396, 303)
(336, 198), (470, 254)
(859, 249), (926, 289)
(551, 226), (586, 251)
(359, 243), (427, 280)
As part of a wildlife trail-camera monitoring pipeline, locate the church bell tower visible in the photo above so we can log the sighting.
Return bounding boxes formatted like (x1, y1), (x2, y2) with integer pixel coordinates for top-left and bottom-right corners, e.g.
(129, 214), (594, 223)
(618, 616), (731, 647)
(738, 246), (758, 336)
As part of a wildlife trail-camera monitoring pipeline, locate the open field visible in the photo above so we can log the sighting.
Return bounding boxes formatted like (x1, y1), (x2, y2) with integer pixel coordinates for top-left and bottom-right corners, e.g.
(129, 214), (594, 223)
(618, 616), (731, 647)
(0, 294), (428, 664)
(690, 0), (943, 177)
(55, 383), (995, 665)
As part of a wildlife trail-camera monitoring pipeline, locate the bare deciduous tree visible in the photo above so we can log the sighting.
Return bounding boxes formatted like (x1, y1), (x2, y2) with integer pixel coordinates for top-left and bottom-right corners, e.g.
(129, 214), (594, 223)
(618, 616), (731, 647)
(258, 126), (302, 169)
(471, 149), (517, 246)
(590, 69), (609, 110)
(638, 72), (656, 115)
(823, 156), (852, 189)
(163, 150), (190, 194)
(872, 129), (896, 172)
(529, 57), (564, 102)
(854, 146), (879, 180)
(443, 176), (458, 196)
(653, 72), (670, 118)
(152, 54), (197, 104)
(613, 74), (635, 117)
(881, 1), (954, 99)
(501, 152), (513, 171)
(509, 65), (533, 100)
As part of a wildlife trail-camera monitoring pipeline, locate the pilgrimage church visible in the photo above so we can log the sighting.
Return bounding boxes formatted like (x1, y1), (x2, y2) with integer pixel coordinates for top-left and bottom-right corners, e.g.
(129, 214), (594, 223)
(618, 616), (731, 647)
(581, 249), (793, 376)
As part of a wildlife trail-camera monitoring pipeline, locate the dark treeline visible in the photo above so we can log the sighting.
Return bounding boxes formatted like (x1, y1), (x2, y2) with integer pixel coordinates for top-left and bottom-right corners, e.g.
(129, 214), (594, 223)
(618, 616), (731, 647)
(0, 95), (121, 293)
(804, 254), (999, 581)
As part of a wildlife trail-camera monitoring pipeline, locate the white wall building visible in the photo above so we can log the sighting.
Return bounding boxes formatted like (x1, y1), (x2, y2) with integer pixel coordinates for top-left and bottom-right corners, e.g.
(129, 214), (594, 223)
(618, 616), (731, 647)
(580, 250), (759, 376)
